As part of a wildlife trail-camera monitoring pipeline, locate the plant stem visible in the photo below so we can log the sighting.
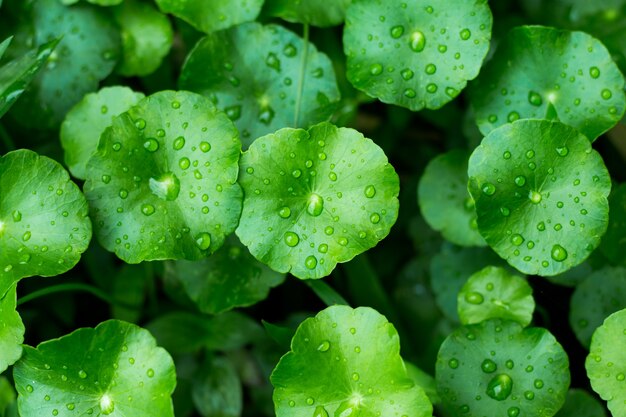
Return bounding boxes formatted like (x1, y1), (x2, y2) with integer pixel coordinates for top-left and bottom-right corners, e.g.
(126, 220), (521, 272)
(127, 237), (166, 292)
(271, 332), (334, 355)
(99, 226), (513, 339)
(17, 283), (138, 309)
(304, 279), (349, 306)
(293, 23), (310, 128)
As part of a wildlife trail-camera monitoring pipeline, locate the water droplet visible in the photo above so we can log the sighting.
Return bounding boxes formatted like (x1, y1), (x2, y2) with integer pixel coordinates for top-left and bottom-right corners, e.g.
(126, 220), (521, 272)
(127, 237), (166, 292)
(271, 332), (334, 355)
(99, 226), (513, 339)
(67, 403), (75, 411)
(134, 119), (146, 130)
(22, 231), (32, 241)
(481, 359), (497, 373)
(510, 234), (524, 246)
(370, 63), (383, 75)
(425, 63), (437, 74)
(449, 358), (459, 369)
(143, 138), (159, 152)
(284, 43), (297, 57)
(12, 210), (22, 222)
(507, 406), (520, 417)
(401, 69), (414, 80)
(307, 193), (324, 216)
(78, 370), (87, 379)
(551, 244), (568, 262)
(514, 176), (526, 187)
(141, 204), (155, 216)
(528, 91), (543, 106)
(279, 207), (291, 218)
(179, 157), (190, 170)
(305, 255), (317, 269)
(317, 340), (330, 351)
(529, 190), (542, 204)
(284, 232), (299, 247)
(556, 146), (569, 156)
(370, 213), (381, 224)
(409, 31), (426, 52)
(602, 89), (612, 100)
(503, 151), (512, 159)
(266, 52), (281, 71)
(534, 379), (544, 389)
(195, 233), (211, 250)
(149, 172), (180, 201)
(364, 185), (376, 198)
(173, 136), (185, 150)
(100, 395), (114, 415)
(390, 25), (404, 38)
(426, 83), (438, 93)
(26, 385), (33, 393)
(404, 88), (417, 98)
(200, 141), (211, 153)
(508, 111), (520, 122)
(147, 369), (155, 378)
(465, 292), (484, 304)
(460, 28), (471, 40)
(313, 406), (329, 417)
(481, 183), (496, 196)
(292, 169), (302, 178)
(486, 374), (513, 401)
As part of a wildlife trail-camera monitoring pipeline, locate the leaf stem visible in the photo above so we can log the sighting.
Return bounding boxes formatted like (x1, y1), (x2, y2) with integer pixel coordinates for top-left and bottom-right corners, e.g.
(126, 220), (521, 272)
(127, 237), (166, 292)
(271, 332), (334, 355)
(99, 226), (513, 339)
(304, 279), (349, 306)
(17, 283), (139, 309)
(293, 23), (310, 128)
(0, 123), (15, 151)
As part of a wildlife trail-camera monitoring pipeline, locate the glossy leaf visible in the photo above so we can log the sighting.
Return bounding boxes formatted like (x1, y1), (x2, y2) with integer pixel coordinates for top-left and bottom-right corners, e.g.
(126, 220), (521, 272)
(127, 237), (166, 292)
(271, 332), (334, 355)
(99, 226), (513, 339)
(192, 356), (242, 417)
(570, 266), (626, 348)
(0, 150), (92, 296)
(180, 22), (340, 147)
(0, 285), (24, 374)
(418, 149), (484, 247)
(343, 0), (492, 110)
(236, 122), (400, 279)
(437, 319), (570, 417)
(271, 305), (433, 417)
(586, 308), (626, 417)
(458, 266), (534, 327)
(264, 0), (352, 26)
(405, 362), (440, 405)
(599, 182), (626, 266)
(468, 119), (611, 276)
(155, 0), (263, 34)
(13, 320), (176, 417)
(60, 86), (145, 180)
(554, 389), (608, 417)
(470, 25), (626, 141)
(83, 90), (243, 263)
(113, 0), (173, 77)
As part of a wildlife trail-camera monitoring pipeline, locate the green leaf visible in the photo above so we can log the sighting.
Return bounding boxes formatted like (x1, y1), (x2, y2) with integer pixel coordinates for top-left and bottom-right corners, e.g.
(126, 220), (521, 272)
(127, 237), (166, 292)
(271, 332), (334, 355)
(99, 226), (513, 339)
(113, 0), (173, 77)
(236, 122), (400, 279)
(599, 182), (626, 266)
(154, 0), (263, 34)
(88, 0), (123, 5)
(192, 356), (242, 417)
(343, 0), (493, 110)
(0, 376), (17, 417)
(0, 38), (58, 119)
(263, 0), (352, 27)
(554, 389), (608, 417)
(405, 362), (440, 405)
(111, 264), (146, 323)
(0, 149), (92, 295)
(468, 119), (611, 276)
(60, 86), (145, 180)
(470, 25), (626, 141)
(436, 319), (570, 417)
(569, 266), (626, 348)
(83, 90), (243, 263)
(179, 22), (340, 148)
(164, 236), (285, 314)
(545, 261), (593, 287)
(418, 149), (485, 247)
(0, 37), (12, 60)
(6, 0), (120, 128)
(458, 266), (534, 327)
(13, 319), (176, 417)
(0, 285), (24, 374)
(271, 306), (432, 417)
(586, 308), (626, 417)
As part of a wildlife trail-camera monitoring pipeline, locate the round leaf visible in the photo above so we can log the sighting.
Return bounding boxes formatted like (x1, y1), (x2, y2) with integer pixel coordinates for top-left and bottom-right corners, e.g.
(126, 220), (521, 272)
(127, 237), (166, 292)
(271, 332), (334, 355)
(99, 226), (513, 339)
(586, 308), (626, 417)
(343, 0), (493, 110)
(468, 119), (611, 276)
(83, 90), (243, 263)
(0, 149), (92, 295)
(554, 389), (608, 417)
(418, 149), (485, 247)
(263, 0), (351, 27)
(164, 236), (286, 314)
(469, 26), (626, 141)
(179, 22), (340, 148)
(599, 183), (626, 266)
(13, 320), (176, 417)
(570, 266), (626, 348)
(192, 356), (242, 417)
(236, 122), (400, 279)
(61, 86), (146, 179)
(458, 266), (534, 327)
(436, 319), (570, 417)
(271, 305), (432, 417)
(0, 285), (24, 374)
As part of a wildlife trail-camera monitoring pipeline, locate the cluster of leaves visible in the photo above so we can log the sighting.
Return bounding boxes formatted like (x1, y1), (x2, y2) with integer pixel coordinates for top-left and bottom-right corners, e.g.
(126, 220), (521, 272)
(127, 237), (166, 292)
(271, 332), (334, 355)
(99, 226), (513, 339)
(1, 0), (626, 417)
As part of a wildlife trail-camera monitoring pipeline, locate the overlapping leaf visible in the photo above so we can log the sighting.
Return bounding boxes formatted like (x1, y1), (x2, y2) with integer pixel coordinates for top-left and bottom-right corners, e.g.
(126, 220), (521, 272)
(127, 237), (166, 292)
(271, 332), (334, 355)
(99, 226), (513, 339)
(0, 285), (23, 374)
(264, 0), (351, 26)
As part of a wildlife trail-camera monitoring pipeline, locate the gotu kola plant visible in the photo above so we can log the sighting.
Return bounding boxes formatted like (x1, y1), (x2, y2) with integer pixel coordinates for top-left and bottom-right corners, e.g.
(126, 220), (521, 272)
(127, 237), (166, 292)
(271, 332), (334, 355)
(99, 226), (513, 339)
(1, 0), (626, 416)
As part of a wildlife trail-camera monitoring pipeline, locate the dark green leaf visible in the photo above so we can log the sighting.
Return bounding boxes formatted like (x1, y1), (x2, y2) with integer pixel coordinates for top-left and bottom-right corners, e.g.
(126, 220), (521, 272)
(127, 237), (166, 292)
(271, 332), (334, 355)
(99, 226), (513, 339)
(192, 356), (242, 417)
(264, 0), (351, 27)
(599, 182), (626, 266)
(0, 285), (23, 373)
(554, 389), (608, 417)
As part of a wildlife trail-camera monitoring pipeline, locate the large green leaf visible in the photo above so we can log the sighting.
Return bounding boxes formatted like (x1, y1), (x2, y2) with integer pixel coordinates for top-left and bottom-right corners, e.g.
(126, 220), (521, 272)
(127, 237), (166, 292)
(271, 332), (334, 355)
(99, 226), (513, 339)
(470, 26), (626, 141)
(418, 149), (484, 247)
(13, 320), (176, 417)
(271, 306), (432, 417)
(164, 236), (285, 314)
(343, 0), (492, 110)
(179, 22), (340, 148)
(263, 0), (352, 27)
(155, 0), (263, 34)
(236, 122), (400, 279)
(83, 90), (243, 263)
(554, 389), (608, 417)
(599, 182), (626, 266)
(437, 319), (570, 417)
(586, 308), (626, 417)
(468, 119), (611, 276)
(60, 86), (145, 180)
(0, 149), (92, 296)
(0, 285), (24, 374)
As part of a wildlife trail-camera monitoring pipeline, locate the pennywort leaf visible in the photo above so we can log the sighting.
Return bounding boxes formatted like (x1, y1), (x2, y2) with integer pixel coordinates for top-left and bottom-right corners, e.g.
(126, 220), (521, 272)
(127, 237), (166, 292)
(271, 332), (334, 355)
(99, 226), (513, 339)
(0, 285), (24, 374)
(554, 389), (608, 417)
(263, 0), (352, 27)
(192, 356), (242, 417)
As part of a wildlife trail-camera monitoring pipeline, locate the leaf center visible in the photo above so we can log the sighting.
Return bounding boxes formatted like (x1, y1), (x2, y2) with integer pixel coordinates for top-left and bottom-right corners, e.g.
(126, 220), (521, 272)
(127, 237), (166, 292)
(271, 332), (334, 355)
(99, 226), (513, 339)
(149, 172), (180, 201)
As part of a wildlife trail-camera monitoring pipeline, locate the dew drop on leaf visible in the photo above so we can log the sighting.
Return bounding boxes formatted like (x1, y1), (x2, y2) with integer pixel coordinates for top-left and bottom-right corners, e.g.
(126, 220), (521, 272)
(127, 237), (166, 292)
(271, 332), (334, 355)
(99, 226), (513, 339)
(486, 373), (513, 401)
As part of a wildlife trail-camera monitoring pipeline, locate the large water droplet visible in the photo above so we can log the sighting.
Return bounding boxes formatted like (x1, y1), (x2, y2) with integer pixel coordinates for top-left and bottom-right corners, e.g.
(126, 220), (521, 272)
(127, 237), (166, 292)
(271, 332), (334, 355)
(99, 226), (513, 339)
(143, 138), (159, 152)
(279, 207), (291, 218)
(460, 28), (471, 40)
(486, 374), (513, 401)
(305, 255), (317, 269)
(12, 210), (22, 222)
(317, 340), (330, 352)
(510, 234), (524, 246)
(313, 406), (329, 417)
(307, 193), (324, 216)
(141, 204), (155, 216)
(100, 395), (115, 415)
(149, 172), (180, 201)
(409, 31), (426, 52)
(481, 359), (497, 373)
(551, 244), (568, 262)
(465, 292), (484, 304)
(173, 136), (185, 150)
(481, 183), (496, 196)
(364, 185), (376, 198)
(284, 232), (300, 247)
(529, 190), (542, 204)
(528, 91), (543, 106)
(195, 233), (211, 250)
(390, 25), (404, 39)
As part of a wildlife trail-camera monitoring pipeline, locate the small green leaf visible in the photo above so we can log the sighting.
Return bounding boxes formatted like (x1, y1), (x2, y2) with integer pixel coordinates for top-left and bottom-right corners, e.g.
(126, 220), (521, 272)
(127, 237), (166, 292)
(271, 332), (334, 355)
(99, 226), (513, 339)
(192, 356), (242, 417)
(236, 122), (400, 279)
(405, 362), (440, 405)
(271, 305), (433, 417)
(586, 308), (626, 417)
(0, 150), (92, 295)
(263, 0), (352, 27)
(570, 266), (626, 348)
(599, 182), (626, 266)
(343, 0), (493, 110)
(437, 319), (570, 417)
(154, 0), (263, 34)
(418, 149), (485, 247)
(60, 86), (145, 179)
(83, 90), (243, 263)
(458, 266), (534, 327)
(180, 22), (340, 148)
(554, 389), (608, 417)
(468, 119), (611, 276)
(164, 236), (285, 314)
(13, 320), (176, 417)
(0, 285), (24, 374)
(470, 25), (626, 141)
(113, 0), (173, 77)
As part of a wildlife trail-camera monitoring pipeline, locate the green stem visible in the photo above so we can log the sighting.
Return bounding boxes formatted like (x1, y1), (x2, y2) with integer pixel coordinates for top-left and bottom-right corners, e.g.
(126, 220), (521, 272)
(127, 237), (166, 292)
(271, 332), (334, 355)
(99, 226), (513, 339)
(293, 23), (310, 128)
(17, 283), (138, 309)
(304, 279), (349, 307)
(0, 123), (15, 151)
